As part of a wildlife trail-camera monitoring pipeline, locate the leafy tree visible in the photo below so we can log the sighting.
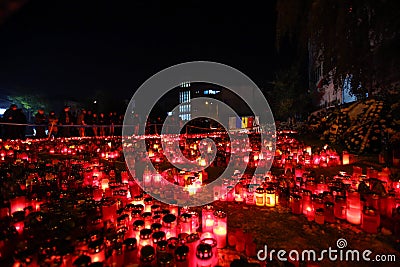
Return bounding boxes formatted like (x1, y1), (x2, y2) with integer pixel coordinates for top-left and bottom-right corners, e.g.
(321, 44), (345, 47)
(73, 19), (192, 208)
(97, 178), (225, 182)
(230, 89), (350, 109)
(7, 93), (50, 114)
(276, 0), (400, 96)
(267, 65), (314, 121)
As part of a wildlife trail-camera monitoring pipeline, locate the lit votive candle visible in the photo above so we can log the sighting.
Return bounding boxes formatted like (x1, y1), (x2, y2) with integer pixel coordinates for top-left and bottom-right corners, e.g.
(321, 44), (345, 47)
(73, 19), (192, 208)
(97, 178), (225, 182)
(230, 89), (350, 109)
(201, 205), (215, 233)
(314, 208), (324, 224)
(88, 240), (106, 263)
(213, 210), (227, 249)
(255, 187), (265, 206)
(265, 187), (276, 207)
(196, 243), (214, 267)
(361, 207), (380, 234)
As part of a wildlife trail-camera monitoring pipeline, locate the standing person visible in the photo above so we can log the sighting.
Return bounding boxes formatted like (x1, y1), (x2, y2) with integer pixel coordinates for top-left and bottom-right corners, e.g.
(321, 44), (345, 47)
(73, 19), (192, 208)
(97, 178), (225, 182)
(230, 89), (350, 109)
(85, 110), (93, 136)
(116, 114), (123, 136)
(48, 111), (58, 138)
(91, 113), (98, 137)
(2, 104), (18, 139)
(15, 108), (27, 140)
(34, 108), (47, 138)
(59, 106), (74, 137)
(98, 113), (106, 136)
(132, 113), (140, 136)
(76, 109), (86, 137)
(108, 112), (115, 136)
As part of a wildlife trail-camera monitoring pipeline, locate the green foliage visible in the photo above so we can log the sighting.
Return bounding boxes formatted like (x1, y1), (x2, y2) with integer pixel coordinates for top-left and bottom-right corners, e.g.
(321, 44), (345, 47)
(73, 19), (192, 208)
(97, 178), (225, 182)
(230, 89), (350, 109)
(7, 93), (50, 113)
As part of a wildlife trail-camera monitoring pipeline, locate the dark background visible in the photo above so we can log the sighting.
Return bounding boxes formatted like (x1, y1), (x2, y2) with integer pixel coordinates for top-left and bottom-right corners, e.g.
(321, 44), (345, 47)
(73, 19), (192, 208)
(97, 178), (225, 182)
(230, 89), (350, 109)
(0, 0), (278, 110)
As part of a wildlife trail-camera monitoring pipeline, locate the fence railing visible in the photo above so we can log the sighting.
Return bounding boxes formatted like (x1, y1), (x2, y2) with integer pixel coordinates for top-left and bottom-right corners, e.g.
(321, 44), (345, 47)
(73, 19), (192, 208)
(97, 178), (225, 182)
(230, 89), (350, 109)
(0, 122), (234, 138)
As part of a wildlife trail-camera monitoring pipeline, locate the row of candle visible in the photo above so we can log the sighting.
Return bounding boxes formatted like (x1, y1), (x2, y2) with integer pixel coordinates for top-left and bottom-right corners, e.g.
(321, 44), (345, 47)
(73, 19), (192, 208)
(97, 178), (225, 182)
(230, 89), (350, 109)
(4, 197), (231, 266)
(209, 170), (400, 236)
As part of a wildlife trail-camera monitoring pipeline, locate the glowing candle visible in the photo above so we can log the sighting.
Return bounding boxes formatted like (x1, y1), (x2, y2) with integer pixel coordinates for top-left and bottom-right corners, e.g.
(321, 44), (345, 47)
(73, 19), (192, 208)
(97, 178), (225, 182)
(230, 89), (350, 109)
(265, 187), (276, 207)
(123, 238), (139, 265)
(132, 220), (145, 241)
(141, 212), (153, 229)
(102, 199), (117, 223)
(361, 207), (380, 234)
(342, 151), (350, 165)
(226, 186), (234, 202)
(10, 196), (26, 214)
(255, 187), (265, 206)
(245, 184), (255, 205)
(213, 210), (227, 249)
(101, 178), (109, 191)
(324, 202), (335, 223)
(162, 214), (177, 239)
(346, 190), (361, 224)
(302, 190), (312, 215)
(175, 245), (190, 267)
(381, 194), (396, 217)
(314, 208), (324, 225)
(291, 194), (302, 215)
(195, 244), (213, 267)
(93, 188), (103, 201)
(179, 213), (193, 234)
(133, 195), (144, 206)
(213, 186), (221, 201)
(14, 220), (24, 235)
(199, 158), (207, 167)
(169, 201), (179, 216)
(140, 245), (156, 266)
(186, 233), (200, 267)
(121, 171), (129, 184)
(200, 238), (218, 266)
(306, 146), (312, 155)
(144, 197), (153, 213)
(139, 229), (153, 247)
(88, 240), (105, 263)
(334, 196), (347, 220)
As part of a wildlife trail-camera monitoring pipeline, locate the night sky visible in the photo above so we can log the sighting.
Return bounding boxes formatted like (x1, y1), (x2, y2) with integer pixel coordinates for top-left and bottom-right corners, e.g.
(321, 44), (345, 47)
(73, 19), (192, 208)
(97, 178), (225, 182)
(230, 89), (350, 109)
(0, 0), (277, 101)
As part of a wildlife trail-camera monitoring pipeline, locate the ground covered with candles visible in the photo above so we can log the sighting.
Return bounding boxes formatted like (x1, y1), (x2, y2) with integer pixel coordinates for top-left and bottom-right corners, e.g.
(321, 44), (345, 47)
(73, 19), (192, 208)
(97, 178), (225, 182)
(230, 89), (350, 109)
(0, 134), (400, 267)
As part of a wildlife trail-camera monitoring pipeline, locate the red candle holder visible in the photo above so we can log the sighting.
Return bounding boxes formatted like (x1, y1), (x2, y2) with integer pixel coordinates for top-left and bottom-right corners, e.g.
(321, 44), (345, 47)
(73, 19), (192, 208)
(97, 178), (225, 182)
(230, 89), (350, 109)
(291, 194), (302, 215)
(334, 196), (347, 220)
(361, 207), (380, 234)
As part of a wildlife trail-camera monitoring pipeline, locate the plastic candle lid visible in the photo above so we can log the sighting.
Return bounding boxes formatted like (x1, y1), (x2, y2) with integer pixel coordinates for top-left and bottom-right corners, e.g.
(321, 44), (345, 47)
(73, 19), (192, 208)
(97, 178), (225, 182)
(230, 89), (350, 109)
(123, 238), (137, 251)
(185, 233), (200, 244)
(151, 222), (163, 231)
(152, 231), (166, 242)
(140, 245), (155, 262)
(73, 255), (91, 266)
(157, 240), (168, 251)
(132, 219), (145, 230)
(139, 228), (153, 239)
(255, 187), (265, 194)
(180, 213), (192, 222)
(175, 245), (189, 261)
(213, 210), (227, 219)
(133, 204), (144, 211)
(162, 214), (176, 223)
(196, 243), (213, 259)
(157, 252), (174, 265)
(178, 233), (189, 243)
(88, 239), (104, 253)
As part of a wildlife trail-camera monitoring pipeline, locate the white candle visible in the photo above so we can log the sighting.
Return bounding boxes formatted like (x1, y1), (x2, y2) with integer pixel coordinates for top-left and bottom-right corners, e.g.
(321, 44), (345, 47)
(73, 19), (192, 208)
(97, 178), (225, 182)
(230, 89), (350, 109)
(213, 223), (227, 248)
(346, 208), (361, 225)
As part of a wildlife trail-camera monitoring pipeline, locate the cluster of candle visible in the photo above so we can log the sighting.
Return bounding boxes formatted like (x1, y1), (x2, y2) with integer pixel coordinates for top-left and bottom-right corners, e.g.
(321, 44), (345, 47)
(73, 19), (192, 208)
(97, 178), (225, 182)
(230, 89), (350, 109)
(0, 137), (123, 164)
(212, 166), (400, 235)
(274, 134), (342, 170)
(0, 141), (243, 266)
(1, 133), (400, 266)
